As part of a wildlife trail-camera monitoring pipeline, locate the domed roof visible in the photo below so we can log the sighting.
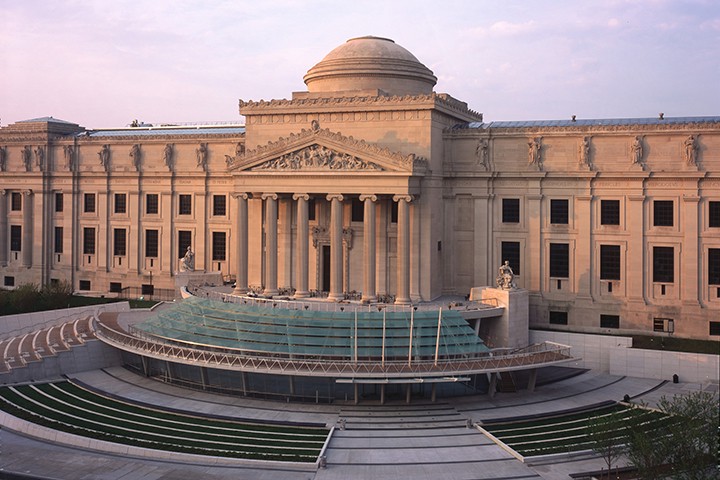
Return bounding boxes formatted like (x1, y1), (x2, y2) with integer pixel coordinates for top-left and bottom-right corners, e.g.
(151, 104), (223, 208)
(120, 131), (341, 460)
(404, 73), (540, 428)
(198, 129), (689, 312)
(303, 36), (437, 96)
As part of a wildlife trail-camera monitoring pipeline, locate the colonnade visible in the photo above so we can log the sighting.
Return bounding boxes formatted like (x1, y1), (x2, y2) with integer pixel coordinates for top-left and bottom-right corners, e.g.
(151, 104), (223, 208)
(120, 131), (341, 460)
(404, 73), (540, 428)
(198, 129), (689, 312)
(232, 192), (413, 304)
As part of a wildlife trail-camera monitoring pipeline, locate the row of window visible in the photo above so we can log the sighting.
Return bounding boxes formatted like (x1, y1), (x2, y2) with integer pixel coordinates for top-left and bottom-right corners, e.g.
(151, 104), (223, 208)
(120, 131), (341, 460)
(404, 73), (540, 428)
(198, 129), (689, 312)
(546, 311), (720, 336)
(500, 198), (720, 227)
(77, 193), (228, 217)
(500, 240), (720, 285)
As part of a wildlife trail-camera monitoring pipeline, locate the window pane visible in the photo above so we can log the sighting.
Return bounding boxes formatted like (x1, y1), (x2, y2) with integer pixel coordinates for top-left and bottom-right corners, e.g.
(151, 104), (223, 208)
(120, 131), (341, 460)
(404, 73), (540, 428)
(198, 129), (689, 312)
(600, 200), (620, 225)
(114, 229), (126, 256)
(179, 194), (192, 215)
(549, 311), (568, 325)
(10, 225), (22, 251)
(83, 228), (95, 254)
(351, 199), (364, 222)
(600, 245), (621, 280)
(54, 227), (63, 254)
(709, 248), (720, 285)
(146, 194), (159, 214)
(55, 192), (64, 212)
(114, 193), (126, 214)
(502, 198), (520, 223)
(710, 201), (720, 228)
(501, 241), (520, 275)
(653, 200), (674, 227)
(212, 232), (226, 261)
(653, 246), (674, 283)
(213, 195), (226, 216)
(145, 230), (159, 258)
(84, 193), (95, 213)
(550, 199), (568, 224)
(11, 192), (22, 211)
(600, 314), (620, 329)
(178, 231), (192, 258)
(549, 243), (569, 278)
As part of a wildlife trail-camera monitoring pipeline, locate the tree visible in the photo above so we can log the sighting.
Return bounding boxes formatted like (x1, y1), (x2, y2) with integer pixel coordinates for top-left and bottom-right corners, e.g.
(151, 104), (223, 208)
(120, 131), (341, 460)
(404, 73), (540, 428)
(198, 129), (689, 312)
(624, 391), (719, 480)
(586, 410), (627, 479)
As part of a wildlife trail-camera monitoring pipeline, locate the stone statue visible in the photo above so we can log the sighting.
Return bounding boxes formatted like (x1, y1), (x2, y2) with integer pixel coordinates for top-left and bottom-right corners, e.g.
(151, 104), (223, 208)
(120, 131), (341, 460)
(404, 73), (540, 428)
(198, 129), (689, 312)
(579, 136), (592, 169)
(22, 146), (32, 171)
(179, 246), (195, 272)
(163, 144), (173, 171)
(631, 136), (644, 166)
(196, 143), (208, 171)
(235, 142), (244, 157)
(683, 135), (698, 166)
(130, 144), (141, 171)
(476, 138), (489, 170)
(0, 146), (6, 172)
(528, 137), (542, 169)
(98, 145), (110, 171)
(34, 146), (45, 170)
(496, 261), (517, 290)
(63, 145), (75, 171)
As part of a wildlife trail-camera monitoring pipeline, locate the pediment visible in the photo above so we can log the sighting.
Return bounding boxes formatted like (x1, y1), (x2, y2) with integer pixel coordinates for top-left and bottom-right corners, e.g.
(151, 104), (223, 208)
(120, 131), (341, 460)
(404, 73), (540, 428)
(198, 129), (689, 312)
(227, 123), (426, 174)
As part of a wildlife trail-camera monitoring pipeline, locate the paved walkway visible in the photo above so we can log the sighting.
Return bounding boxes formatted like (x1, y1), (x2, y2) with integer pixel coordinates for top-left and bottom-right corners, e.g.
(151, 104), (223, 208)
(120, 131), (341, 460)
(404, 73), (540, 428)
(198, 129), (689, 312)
(0, 366), (680, 480)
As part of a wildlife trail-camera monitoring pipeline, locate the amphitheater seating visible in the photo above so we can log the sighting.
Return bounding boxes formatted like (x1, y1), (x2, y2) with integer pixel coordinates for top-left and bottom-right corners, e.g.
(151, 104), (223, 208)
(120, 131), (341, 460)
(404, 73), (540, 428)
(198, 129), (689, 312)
(0, 380), (329, 462)
(133, 296), (490, 361)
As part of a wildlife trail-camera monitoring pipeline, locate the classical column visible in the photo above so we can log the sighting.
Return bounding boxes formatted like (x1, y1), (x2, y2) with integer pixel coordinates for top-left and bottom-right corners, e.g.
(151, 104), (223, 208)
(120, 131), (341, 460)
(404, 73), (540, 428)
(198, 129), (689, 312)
(360, 194), (377, 303)
(22, 190), (33, 267)
(262, 193), (278, 297)
(327, 194), (344, 302)
(233, 193), (249, 295)
(293, 193), (310, 298)
(0, 190), (7, 266)
(394, 195), (412, 304)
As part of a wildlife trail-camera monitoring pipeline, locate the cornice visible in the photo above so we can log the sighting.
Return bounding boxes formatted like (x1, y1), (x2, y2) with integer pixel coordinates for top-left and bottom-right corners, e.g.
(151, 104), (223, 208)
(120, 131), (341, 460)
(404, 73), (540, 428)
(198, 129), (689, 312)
(450, 121), (720, 136)
(239, 92), (482, 121)
(76, 133), (245, 141)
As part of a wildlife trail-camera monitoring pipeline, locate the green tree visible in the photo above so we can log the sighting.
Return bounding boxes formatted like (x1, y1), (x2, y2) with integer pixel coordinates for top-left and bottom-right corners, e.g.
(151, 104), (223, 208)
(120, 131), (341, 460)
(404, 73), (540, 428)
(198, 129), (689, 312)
(586, 410), (627, 479)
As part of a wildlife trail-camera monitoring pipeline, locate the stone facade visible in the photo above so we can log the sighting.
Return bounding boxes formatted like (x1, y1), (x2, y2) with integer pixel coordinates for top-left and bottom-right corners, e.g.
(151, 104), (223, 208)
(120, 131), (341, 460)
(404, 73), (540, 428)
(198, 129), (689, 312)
(1, 36), (718, 340)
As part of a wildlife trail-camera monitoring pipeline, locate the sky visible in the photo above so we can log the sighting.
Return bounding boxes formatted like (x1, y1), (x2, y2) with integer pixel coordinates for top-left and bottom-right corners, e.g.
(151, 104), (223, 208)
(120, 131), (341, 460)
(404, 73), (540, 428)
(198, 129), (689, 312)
(1, 0), (719, 128)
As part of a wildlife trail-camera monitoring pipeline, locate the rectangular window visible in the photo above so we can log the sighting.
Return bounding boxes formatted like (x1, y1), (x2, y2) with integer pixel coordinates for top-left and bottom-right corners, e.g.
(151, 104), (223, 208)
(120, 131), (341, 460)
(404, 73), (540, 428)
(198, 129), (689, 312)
(212, 232), (226, 261)
(54, 226), (63, 254)
(709, 248), (720, 285)
(83, 227), (95, 255)
(55, 192), (63, 212)
(600, 245), (621, 280)
(351, 199), (364, 222)
(502, 198), (520, 223)
(212, 195), (226, 216)
(390, 201), (398, 223)
(654, 318), (674, 333)
(109, 282), (123, 293)
(710, 201), (720, 228)
(549, 243), (569, 278)
(549, 311), (568, 325)
(145, 229), (159, 258)
(114, 193), (126, 214)
(600, 314), (620, 329)
(308, 198), (316, 221)
(179, 194), (192, 215)
(178, 230), (192, 258)
(84, 193), (95, 213)
(653, 246), (674, 283)
(710, 322), (720, 336)
(78, 280), (91, 291)
(146, 194), (159, 215)
(653, 200), (674, 227)
(4, 276), (15, 287)
(113, 228), (127, 256)
(550, 199), (568, 224)
(600, 200), (620, 225)
(10, 225), (21, 251)
(11, 192), (22, 211)
(501, 241), (521, 275)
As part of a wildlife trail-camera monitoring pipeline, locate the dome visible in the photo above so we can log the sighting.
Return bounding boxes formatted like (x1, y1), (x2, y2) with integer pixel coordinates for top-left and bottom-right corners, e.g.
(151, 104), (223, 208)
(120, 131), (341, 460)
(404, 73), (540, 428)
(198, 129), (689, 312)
(303, 36), (437, 96)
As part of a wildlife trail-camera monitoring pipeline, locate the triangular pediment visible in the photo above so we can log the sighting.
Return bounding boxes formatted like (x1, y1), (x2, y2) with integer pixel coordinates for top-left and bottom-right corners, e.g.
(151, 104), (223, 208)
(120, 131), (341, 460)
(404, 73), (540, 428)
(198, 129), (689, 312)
(227, 123), (426, 174)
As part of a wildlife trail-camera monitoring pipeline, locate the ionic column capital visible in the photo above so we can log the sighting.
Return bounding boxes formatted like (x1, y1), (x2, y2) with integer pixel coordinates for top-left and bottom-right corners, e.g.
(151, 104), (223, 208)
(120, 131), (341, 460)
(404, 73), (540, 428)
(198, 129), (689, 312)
(231, 192), (249, 200)
(359, 194), (378, 202)
(326, 194), (344, 202)
(0, 189), (6, 196)
(23, 189), (34, 197)
(392, 194), (413, 203)
(293, 193), (310, 201)
(261, 192), (278, 201)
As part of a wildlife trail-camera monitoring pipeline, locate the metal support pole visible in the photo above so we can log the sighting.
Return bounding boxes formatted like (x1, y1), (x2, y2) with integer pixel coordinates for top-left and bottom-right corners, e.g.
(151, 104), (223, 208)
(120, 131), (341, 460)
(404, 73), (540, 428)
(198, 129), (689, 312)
(434, 308), (442, 366)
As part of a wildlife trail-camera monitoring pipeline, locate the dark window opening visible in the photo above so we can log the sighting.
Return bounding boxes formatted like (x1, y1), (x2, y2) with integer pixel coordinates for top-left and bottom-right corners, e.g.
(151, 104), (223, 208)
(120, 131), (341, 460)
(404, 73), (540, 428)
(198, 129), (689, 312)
(549, 243), (569, 278)
(146, 194), (159, 215)
(708, 249), (720, 285)
(390, 201), (398, 223)
(11, 192), (22, 211)
(179, 194), (192, 215)
(212, 195), (226, 216)
(549, 311), (568, 325)
(79, 280), (91, 291)
(83, 228), (95, 255)
(308, 198), (316, 221)
(653, 246), (674, 283)
(114, 193), (126, 214)
(55, 192), (63, 212)
(351, 199), (364, 222)
(4, 276), (15, 287)
(178, 230), (192, 258)
(600, 200), (620, 225)
(10, 225), (22, 252)
(145, 229), (159, 258)
(502, 198), (520, 223)
(212, 232), (226, 261)
(709, 201), (720, 228)
(653, 200), (674, 227)
(600, 314), (620, 329)
(550, 199), (568, 224)
(600, 245), (621, 280)
(114, 229), (127, 256)
(710, 322), (720, 336)
(109, 282), (123, 293)
(501, 241), (521, 275)
(84, 193), (95, 213)
(54, 227), (63, 254)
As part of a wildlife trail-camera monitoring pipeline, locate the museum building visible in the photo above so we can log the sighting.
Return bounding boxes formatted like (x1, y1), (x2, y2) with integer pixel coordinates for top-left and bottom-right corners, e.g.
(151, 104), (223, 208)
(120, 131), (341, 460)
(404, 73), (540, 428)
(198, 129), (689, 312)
(1, 36), (719, 340)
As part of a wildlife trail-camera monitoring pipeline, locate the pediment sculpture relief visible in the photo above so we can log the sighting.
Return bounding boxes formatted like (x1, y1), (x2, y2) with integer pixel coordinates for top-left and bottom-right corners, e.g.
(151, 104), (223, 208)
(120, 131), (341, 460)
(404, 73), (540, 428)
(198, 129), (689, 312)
(250, 145), (384, 172)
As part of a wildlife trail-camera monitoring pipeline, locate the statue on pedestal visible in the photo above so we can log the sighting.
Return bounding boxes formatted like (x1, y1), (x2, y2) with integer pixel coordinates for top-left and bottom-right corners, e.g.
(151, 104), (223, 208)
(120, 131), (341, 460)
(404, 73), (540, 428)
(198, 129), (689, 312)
(496, 261), (516, 290)
(180, 246), (195, 272)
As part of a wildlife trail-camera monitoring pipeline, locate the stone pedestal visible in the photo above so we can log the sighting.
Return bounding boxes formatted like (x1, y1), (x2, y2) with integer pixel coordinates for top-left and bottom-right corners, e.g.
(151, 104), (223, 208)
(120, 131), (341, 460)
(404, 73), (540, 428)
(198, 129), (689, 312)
(469, 287), (528, 349)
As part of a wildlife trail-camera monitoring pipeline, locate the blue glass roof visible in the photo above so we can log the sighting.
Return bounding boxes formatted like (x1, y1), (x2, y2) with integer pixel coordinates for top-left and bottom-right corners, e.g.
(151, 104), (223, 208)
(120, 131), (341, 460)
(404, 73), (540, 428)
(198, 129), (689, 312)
(465, 116), (720, 129)
(81, 126), (245, 137)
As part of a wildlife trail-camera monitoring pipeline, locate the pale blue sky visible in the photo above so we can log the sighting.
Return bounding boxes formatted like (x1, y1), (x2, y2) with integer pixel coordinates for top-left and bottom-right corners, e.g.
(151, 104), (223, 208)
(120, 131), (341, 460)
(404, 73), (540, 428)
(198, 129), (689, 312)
(1, 0), (718, 128)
